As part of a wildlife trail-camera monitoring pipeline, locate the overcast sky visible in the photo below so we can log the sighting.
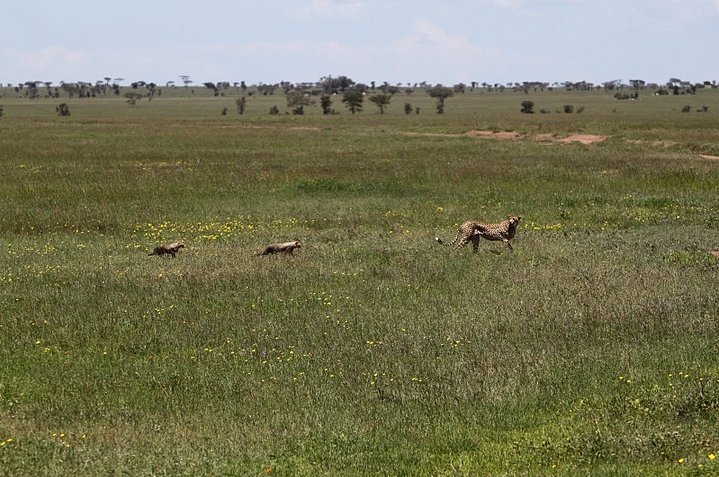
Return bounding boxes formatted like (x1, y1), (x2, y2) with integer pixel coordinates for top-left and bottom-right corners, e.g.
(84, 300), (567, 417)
(2, 0), (718, 86)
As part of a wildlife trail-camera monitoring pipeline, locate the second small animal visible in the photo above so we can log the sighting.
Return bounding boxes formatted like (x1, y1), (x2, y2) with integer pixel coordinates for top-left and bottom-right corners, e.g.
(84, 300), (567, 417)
(257, 241), (302, 256)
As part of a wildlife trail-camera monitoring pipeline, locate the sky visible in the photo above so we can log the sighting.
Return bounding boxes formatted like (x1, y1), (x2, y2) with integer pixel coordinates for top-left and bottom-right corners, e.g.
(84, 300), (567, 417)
(2, 0), (718, 87)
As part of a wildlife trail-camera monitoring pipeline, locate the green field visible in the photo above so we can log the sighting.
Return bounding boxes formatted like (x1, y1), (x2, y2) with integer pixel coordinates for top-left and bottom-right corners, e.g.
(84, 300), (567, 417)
(1, 86), (718, 476)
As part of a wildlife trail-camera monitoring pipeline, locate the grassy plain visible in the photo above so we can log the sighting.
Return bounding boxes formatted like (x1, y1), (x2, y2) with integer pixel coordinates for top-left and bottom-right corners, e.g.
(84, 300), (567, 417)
(0, 86), (718, 476)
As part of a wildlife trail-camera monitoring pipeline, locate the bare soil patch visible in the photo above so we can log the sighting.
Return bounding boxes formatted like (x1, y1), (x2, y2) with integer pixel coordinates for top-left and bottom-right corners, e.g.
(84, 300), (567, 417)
(552, 134), (608, 145)
(407, 130), (607, 145)
(464, 130), (522, 140)
(709, 250), (719, 258)
(699, 154), (719, 161)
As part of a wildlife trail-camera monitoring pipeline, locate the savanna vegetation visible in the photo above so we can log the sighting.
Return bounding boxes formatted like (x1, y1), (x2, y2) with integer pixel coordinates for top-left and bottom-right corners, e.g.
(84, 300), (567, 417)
(0, 81), (718, 476)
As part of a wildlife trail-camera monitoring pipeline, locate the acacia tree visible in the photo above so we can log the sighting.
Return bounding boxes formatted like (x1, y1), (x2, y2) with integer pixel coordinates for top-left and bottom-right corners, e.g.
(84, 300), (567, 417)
(342, 89), (364, 114)
(286, 90), (313, 115)
(368, 93), (392, 114)
(235, 97), (246, 115)
(320, 95), (332, 114)
(426, 86), (454, 114)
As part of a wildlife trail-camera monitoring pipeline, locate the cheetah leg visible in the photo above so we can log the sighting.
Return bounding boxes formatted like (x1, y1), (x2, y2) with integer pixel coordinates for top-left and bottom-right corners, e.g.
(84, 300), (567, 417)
(455, 237), (469, 252)
(504, 239), (513, 251)
(471, 235), (481, 253)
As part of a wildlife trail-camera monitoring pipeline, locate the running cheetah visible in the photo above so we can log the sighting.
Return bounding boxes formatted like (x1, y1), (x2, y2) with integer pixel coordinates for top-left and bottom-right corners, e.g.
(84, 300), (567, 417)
(436, 216), (521, 252)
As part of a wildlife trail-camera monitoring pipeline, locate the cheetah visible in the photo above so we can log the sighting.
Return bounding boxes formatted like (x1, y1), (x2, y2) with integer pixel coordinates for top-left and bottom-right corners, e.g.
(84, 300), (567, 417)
(257, 241), (302, 256)
(148, 241), (185, 258)
(436, 216), (521, 252)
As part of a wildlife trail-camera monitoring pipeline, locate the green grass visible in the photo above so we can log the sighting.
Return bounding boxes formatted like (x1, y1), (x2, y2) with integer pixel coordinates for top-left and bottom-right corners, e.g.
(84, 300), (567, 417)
(0, 86), (718, 476)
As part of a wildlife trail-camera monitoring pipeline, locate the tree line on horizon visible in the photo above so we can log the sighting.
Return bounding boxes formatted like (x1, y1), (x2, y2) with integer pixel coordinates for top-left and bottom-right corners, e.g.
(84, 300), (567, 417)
(0, 75), (715, 117)
(2, 75), (717, 99)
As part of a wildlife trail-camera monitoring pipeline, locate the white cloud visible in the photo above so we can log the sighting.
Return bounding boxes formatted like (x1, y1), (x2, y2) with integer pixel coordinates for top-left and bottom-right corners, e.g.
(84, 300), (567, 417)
(0, 46), (90, 82)
(492, 0), (523, 7)
(297, 0), (365, 17)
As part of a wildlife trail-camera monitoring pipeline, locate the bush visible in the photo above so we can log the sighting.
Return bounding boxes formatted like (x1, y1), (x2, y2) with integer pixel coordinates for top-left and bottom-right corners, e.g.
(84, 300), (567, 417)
(681, 105), (691, 113)
(520, 100), (534, 114)
(563, 104), (574, 114)
(56, 103), (70, 116)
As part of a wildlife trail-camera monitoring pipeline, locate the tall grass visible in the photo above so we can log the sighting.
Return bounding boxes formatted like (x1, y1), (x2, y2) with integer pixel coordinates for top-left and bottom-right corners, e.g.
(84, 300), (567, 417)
(0, 87), (718, 476)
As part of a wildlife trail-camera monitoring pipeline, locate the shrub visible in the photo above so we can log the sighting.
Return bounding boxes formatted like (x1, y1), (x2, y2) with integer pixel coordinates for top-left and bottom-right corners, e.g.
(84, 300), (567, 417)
(56, 103), (70, 116)
(520, 100), (535, 114)
(681, 105), (691, 113)
(563, 104), (574, 114)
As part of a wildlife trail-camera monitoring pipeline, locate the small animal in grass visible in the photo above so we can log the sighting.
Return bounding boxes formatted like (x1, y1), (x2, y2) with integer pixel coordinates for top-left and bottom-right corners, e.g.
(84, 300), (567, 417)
(436, 216), (521, 252)
(148, 241), (185, 258)
(257, 241), (302, 256)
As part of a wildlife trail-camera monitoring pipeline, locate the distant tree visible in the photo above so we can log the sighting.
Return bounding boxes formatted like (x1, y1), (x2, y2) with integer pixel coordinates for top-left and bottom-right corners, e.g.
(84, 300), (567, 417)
(235, 96), (246, 115)
(426, 86), (454, 114)
(404, 102), (413, 115)
(520, 100), (534, 114)
(286, 90), (313, 115)
(368, 93), (392, 114)
(320, 75), (355, 94)
(0, 105), (4, 118)
(320, 95), (332, 115)
(180, 75), (191, 87)
(269, 106), (280, 115)
(342, 89), (364, 114)
(257, 84), (277, 96)
(221, 107), (228, 116)
(204, 82), (219, 96)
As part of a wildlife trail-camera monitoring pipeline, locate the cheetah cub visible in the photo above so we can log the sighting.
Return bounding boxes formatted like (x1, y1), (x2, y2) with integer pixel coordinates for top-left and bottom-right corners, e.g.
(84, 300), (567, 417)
(257, 241), (302, 256)
(148, 241), (185, 258)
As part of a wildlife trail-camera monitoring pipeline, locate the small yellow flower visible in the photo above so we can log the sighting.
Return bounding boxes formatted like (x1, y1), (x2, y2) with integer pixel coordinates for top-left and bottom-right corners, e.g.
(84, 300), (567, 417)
(678, 458), (685, 464)
(709, 454), (716, 460)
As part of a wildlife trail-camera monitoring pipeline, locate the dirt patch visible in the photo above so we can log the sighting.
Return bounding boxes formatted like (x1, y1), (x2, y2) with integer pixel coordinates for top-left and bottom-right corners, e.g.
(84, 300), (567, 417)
(406, 130), (606, 145)
(700, 154), (719, 161)
(627, 139), (677, 148)
(216, 125), (322, 131)
(709, 250), (719, 258)
(554, 134), (607, 145)
(464, 130), (522, 140)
